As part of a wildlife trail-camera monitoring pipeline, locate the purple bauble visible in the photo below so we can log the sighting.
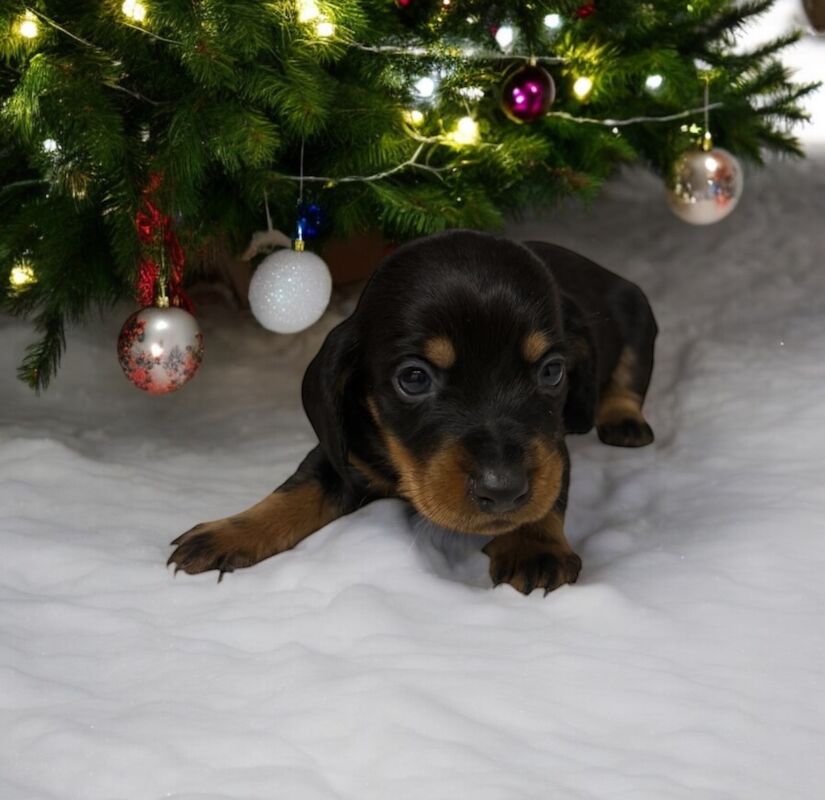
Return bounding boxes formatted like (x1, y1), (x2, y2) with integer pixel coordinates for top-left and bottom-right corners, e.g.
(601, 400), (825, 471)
(501, 64), (556, 124)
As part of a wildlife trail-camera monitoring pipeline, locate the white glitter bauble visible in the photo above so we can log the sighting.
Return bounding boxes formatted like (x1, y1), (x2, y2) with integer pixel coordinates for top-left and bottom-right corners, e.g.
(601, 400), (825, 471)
(666, 147), (743, 225)
(248, 247), (332, 334)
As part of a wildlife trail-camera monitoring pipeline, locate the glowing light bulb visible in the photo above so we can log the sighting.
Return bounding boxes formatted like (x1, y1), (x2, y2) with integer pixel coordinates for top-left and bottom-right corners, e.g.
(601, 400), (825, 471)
(298, 0), (320, 22)
(572, 76), (594, 100)
(122, 0), (147, 22)
(17, 11), (39, 39)
(451, 116), (479, 146)
(544, 13), (562, 30)
(42, 139), (58, 153)
(495, 25), (514, 49)
(404, 109), (425, 126)
(315, 19), (335, 37)
(9, 261), (36, 289)
(645, 73), (664, 91)
(414, 76), (436, 99)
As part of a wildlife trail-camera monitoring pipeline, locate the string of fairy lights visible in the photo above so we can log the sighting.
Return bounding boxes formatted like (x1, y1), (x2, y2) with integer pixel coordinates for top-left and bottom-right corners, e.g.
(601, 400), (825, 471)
(11, 0), (716, 153)
(7, 0), (737, 295)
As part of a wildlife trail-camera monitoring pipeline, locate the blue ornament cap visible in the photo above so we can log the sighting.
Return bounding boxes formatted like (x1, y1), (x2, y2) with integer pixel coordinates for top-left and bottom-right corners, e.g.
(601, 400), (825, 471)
(294, 202), (325, 240)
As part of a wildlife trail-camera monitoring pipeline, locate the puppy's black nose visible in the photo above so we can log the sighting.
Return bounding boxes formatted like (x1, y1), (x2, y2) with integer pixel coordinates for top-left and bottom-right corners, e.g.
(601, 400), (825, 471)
(471, 467), (529, 514)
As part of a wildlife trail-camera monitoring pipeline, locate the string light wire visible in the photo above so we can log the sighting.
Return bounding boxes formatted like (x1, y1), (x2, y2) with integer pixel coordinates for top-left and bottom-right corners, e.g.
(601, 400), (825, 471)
(548, 102), (723, 128)
(119, 20), (182, 45)
(278, 142), (454, 184)
(25, 7), (97, 49)
(349, 42), (565, 64)
(273, 101), (724, 185)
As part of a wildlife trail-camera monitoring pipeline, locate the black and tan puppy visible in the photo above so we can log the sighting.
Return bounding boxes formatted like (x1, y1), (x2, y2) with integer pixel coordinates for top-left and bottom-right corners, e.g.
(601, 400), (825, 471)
(169, 231), (657, 595)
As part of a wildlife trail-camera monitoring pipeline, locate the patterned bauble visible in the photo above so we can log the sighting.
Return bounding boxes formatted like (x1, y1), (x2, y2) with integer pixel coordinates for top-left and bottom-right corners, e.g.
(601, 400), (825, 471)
(666, 147), (744, 225)
(248, 243), (332, 334)
(118, 304), (203, 394)
(501, 64), (556, 124)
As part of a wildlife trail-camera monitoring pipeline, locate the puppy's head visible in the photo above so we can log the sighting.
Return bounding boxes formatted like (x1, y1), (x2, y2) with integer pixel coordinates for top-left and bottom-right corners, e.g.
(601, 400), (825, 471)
(304, 230), (572, 535)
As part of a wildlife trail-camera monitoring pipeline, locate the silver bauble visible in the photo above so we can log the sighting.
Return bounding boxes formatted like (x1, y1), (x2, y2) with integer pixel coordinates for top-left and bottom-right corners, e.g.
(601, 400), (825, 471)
(666, 147), (744, 225)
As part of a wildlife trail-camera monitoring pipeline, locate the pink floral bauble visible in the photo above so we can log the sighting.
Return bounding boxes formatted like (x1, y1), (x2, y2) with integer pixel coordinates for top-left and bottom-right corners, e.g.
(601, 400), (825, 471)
(117, 306), (204, 394)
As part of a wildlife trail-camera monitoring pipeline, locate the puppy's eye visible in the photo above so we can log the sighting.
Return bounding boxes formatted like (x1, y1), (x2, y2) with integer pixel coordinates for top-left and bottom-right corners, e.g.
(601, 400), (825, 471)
(538, 356), (565, 390)
(396, 363), (434, 398)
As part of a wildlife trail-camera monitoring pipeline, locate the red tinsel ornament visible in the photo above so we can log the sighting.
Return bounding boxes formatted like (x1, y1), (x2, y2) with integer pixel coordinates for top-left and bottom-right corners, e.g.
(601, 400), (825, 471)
(134, 176), (193, 312)
(119, 175), (202, 394)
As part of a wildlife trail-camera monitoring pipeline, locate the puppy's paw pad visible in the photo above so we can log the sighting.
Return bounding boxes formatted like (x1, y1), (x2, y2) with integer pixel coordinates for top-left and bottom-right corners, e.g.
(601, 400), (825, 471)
(597, 417), (654, 448)
(168, 524), (257, 577)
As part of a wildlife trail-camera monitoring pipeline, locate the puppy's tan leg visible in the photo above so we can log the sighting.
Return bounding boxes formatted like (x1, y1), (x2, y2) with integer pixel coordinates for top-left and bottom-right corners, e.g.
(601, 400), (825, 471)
(596, 346), (654, 448)
(483, 511), (582, 596)
(168, 447), (349, 579)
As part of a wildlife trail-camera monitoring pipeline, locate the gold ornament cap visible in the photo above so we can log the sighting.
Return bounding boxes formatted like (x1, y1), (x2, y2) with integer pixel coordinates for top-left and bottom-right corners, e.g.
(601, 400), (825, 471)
(155, 278), (170, 308)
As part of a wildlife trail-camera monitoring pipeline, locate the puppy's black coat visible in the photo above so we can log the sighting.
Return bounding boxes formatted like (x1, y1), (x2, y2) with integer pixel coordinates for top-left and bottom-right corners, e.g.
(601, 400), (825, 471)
(169, 231), (657, 594)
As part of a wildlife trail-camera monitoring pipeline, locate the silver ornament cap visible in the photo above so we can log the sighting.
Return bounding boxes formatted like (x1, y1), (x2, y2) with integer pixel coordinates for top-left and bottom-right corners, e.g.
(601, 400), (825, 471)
(666, 147), (744, 225)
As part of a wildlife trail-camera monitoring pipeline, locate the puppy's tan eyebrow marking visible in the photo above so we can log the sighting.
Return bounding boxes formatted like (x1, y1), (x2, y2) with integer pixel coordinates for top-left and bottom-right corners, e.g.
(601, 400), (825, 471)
(522, 331), (551, 363)
(423, 336), (457, 369)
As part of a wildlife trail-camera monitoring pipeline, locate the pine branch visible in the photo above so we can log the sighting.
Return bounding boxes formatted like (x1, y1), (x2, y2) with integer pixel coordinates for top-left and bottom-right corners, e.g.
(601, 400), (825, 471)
(17, 311), (65, 392)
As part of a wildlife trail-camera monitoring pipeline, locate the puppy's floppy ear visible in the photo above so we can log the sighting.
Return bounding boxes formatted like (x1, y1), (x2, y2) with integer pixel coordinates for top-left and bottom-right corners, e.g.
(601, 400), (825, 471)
(561, 296), (598, 435)
(301, 317), (361, 480)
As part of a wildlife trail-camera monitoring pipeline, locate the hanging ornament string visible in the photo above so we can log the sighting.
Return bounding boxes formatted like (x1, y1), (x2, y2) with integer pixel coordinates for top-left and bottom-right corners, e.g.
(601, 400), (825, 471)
(702, 75), (713, 151)
(135, 174), (193, 311)
(294, 136), (312, 242)
(299, 137), (305, 206)
(240, 190), (291, 260)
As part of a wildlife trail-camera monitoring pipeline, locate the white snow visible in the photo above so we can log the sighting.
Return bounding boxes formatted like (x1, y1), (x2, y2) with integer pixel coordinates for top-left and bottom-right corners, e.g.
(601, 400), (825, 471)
(2, 14), (824, 800)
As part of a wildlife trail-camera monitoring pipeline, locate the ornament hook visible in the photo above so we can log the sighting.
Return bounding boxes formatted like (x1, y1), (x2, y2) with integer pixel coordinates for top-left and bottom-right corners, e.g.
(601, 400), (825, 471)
(702, 75), (713, 152)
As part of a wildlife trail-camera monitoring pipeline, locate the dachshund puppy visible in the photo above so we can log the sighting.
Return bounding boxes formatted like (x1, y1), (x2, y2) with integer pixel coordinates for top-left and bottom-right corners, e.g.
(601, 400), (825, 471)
(169, 230), (657, 595)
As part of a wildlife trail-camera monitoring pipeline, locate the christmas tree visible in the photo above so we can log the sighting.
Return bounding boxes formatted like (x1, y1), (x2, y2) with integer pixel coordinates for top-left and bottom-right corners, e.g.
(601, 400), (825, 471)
(0, 0), (818, 390)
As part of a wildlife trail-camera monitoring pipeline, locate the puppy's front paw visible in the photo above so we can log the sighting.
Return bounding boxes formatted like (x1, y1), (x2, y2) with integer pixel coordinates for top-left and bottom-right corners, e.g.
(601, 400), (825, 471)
(483, 535), (582, 596)
(597, 417), (654, 448)
(168, 522), (259, 579)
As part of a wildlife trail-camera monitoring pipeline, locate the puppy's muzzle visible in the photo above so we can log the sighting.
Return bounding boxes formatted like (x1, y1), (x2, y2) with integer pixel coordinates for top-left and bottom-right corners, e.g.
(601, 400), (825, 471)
(470, 465), (530, 514)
